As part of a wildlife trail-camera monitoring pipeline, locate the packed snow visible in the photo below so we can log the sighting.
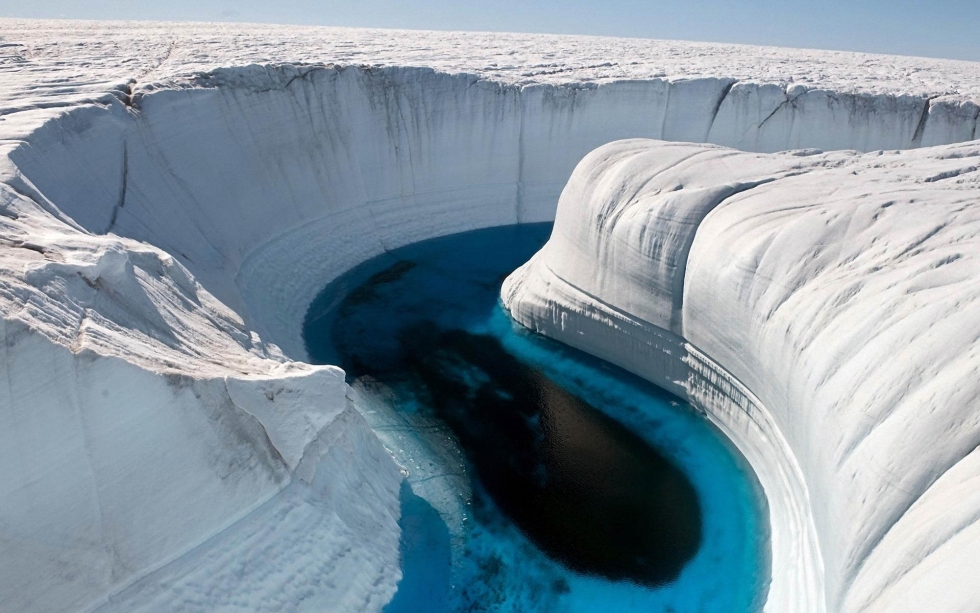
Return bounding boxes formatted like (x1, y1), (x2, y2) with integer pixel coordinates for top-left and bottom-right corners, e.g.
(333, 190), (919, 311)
(1, 17), (979, 613)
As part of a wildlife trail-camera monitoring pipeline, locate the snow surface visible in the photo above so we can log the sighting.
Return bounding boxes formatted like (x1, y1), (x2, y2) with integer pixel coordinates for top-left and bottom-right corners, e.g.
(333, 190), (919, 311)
(503, 139), (980, 612)
(2, 17), (980, 613)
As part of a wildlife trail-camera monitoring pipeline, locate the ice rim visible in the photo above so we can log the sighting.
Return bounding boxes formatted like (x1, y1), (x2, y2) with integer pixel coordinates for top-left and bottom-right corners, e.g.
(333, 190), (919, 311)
(2, 18), (980, 613)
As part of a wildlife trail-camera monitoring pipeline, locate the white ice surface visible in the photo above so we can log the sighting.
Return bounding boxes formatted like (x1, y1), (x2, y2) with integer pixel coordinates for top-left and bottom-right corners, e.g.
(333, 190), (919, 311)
(1, 18), (980, 613)
(503, 139), (980, 613)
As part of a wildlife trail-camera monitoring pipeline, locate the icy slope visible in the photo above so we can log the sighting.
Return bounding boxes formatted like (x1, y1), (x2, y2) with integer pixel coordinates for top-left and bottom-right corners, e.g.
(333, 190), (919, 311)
(2, 18), (980, 613)
(503, 139), (980, 612)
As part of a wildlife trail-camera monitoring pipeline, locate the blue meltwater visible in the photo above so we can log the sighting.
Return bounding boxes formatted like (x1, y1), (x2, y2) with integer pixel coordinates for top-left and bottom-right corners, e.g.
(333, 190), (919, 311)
(303, 224), (768, 612)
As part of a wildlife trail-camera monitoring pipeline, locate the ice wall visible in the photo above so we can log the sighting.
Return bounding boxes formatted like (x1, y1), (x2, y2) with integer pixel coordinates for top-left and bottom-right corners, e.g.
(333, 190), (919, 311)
(13, 65), (980, 360)
(3, 60), (980, 613)
(503, 139), (980, 612)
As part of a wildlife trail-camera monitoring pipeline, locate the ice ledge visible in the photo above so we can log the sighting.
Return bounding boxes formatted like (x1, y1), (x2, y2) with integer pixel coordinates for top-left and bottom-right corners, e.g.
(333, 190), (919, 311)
(0, 160), (402, 612)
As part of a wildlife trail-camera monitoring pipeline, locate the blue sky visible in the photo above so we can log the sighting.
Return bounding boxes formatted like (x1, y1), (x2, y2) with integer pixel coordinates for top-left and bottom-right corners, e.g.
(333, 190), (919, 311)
(4, 0), (979, 62)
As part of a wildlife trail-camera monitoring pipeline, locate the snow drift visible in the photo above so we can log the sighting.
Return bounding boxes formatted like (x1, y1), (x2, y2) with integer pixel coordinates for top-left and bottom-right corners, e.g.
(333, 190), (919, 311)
(3, 21), (980, 612)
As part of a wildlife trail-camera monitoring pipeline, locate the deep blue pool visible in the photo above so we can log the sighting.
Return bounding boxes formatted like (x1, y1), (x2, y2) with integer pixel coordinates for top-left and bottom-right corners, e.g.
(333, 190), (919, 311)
(303, 224), (768, 612)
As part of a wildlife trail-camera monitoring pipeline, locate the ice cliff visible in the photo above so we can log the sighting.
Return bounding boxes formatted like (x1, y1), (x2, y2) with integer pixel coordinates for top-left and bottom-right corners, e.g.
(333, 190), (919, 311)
(503, 140), (980, 612)
(2, 18), (980, 613)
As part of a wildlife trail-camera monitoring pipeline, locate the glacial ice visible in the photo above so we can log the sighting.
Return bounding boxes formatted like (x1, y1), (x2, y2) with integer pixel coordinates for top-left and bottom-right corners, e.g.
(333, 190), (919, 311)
(503, 140), (980, 612)
(2, 17), (980, 613)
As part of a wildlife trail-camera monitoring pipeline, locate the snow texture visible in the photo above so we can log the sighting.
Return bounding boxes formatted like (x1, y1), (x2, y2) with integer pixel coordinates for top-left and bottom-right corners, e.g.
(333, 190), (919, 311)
(1, 17), (979, 613)
(503, 140), (980, 613)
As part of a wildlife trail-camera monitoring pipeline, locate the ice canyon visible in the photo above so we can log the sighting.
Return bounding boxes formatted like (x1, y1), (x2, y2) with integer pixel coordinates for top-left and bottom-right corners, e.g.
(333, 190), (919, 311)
(1, 18), (980, 613)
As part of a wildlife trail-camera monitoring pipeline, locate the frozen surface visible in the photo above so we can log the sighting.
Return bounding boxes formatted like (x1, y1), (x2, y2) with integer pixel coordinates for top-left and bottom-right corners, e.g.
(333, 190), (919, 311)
(503, 139), (980, 613)
(5, 18), (980, 108)
(1, 17), (980, 613)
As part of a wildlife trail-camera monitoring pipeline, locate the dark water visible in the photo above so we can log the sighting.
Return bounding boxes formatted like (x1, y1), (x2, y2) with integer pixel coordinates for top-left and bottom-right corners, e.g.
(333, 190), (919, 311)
(405, 325), (700, 584)
(304, 224), (765, 612)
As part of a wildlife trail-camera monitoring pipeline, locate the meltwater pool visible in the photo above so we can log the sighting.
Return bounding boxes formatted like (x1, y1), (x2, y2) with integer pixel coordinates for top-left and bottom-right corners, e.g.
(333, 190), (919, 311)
(303, 224), (767, 612)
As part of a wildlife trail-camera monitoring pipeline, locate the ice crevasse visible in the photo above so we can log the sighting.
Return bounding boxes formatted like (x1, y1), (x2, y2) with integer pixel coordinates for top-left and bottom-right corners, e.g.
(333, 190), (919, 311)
(2, 19), (980, 613)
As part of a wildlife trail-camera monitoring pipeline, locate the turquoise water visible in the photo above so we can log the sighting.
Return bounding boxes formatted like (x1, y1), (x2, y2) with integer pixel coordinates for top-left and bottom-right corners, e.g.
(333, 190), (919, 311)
(303, 224), (768, 612)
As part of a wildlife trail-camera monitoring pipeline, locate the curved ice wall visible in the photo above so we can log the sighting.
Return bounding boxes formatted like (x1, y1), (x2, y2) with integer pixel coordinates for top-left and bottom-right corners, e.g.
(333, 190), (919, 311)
(14, 65), (980, 359)
(2, 60), (979, 613)
(503, 140), (980, 612)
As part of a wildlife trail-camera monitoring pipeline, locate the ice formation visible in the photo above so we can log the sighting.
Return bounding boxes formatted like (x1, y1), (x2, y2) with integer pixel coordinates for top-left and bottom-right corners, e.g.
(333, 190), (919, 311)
(503, 140), (980, 612)
(1, 18), (979, 613)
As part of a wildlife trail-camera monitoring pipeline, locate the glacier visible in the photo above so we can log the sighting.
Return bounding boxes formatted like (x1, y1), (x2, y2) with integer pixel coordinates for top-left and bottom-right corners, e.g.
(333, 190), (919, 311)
(1, 17), (980, 613)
